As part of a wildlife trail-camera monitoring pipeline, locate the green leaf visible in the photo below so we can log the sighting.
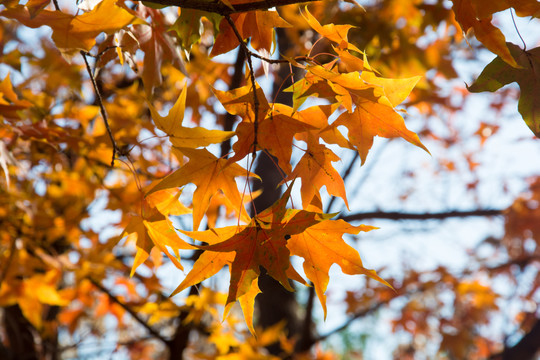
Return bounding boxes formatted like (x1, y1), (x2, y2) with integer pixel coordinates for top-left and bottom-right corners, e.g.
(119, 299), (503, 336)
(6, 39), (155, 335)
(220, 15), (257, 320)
(468, 42), (540, 137)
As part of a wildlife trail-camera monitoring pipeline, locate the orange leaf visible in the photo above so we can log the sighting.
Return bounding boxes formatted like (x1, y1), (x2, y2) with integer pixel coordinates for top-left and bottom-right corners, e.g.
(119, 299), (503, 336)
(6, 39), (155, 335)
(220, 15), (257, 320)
(287, 219), (389, 318)
(147, 148), (258, 230)
(210, 11), (290, 57)
(282, 143), (349, 210)
(334, 100), (429, 164)
(451, 0), (519, 68)
(303, 7), (362, 53)
(229, 107), (316, 173)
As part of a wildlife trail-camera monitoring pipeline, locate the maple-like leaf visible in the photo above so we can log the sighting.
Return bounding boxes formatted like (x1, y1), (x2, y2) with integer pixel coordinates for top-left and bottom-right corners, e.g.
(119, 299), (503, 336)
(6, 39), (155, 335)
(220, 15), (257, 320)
(467, 43), (540, 137)
(282, 143), (349, 210)
(0, 73), (32, 119)
(124, 216), (193, 276)
(303, 7), (362, 53)
(296, 104), (351, 149)
(0, 0), (142, 55)
(361, 72), (422, 108)
(200, 222), (291, 305)
(210, 10), (290, 57)
(213, 82), (270, 122)
(287, 219), (390, 318)
(146, 147), (258, 230)
(174, 185), (325, 329)
(451, 0), (519, 68)
(333, 100), (429, 164)
(135, 5), (187, 95)
(145, 188), (191, 217)
(172, 226), (238, 297)
(229, 106), (316, 173)
(148, 86), (235, 148)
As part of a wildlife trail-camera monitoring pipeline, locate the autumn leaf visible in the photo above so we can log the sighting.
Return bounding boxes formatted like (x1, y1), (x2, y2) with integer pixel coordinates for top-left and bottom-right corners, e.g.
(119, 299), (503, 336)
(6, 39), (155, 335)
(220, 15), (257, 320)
(282, 143), (349, 210)
(451, 0), (519, 68)
(468, 0), (540, 21)
(213, 82), (270, 122)
(361, 71), (422, 108)
(145, 188), (191, 217)
(171, 8), (221, 51)
(124, 216), (193, 276)
(135, 5), (187, 95)
(468, 43), (540, 137)
(175, 185), (325, 328)
(287, 219), (389, 318)
(201, 223), (291, 305)
(229, 107), (317, 173)
(302, 7), (362, 53)
(146, 147), (258, 230)
(0, 0), (143, 55)
(0, 73), (32, 119)
(333, 100), (429, 164)
(172, 225), (239, 298)
(210, 10), (290, 57)
(148, 86), (235, 147)
(236, 277), (261, 335)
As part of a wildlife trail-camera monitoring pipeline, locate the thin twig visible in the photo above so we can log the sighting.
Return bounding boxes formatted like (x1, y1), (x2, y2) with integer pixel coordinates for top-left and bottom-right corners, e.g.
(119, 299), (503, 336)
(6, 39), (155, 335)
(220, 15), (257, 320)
(80, 50), (118, 166)
(52, 0), (60, 10)
(88, 278), (169, 344)
(339, 209), (504, 222)
(224, 15), (260, 158)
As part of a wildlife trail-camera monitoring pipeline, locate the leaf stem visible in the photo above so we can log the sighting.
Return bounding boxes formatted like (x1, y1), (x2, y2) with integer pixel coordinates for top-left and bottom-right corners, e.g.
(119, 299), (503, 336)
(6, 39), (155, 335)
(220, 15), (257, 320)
(510, 8), (527, 51)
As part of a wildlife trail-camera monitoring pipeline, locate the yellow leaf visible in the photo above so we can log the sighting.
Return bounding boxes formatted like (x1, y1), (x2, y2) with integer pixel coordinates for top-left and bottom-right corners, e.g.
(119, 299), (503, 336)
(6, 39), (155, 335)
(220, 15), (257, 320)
(147, 148), (258, 230)
(361, 71), (421, 107)
(143, 219), (194, 270)
(0, 0), (143, 54)
(236, 277), (260, 336)
(149, 86), (235, 148)
(303, 7), (362, 53)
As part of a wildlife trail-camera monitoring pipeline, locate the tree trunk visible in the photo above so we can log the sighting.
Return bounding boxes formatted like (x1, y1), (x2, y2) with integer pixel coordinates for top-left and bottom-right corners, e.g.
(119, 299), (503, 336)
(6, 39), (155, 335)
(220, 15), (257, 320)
(3, 305), (38, 360)
(253, 26), (305, 356)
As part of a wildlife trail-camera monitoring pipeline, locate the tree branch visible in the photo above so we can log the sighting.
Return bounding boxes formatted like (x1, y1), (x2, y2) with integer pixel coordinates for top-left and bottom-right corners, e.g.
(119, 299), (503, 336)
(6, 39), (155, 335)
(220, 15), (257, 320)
(81, 51), (118, 167)
(489, 319), (540, 360)
(339, 209), (504, 222)
(88, 278), (168, 344)
(140, 0), (319, 14)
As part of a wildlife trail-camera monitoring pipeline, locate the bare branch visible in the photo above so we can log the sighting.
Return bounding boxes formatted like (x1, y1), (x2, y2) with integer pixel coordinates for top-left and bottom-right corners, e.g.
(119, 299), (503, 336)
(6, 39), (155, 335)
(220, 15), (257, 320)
(340, 209), (504, 222)
(489, 319), (540, 360)
(81, 51), (118, 167)
(88, 278), (168, 344)
(224, 14), (259, 158)
(139, 0), (319, 14)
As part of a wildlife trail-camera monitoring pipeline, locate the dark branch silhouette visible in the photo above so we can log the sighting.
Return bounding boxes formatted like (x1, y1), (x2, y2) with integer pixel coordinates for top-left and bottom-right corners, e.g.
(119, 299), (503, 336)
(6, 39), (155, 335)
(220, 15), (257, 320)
(140, 0), (319, 14)
(340, 209), (504, 222)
